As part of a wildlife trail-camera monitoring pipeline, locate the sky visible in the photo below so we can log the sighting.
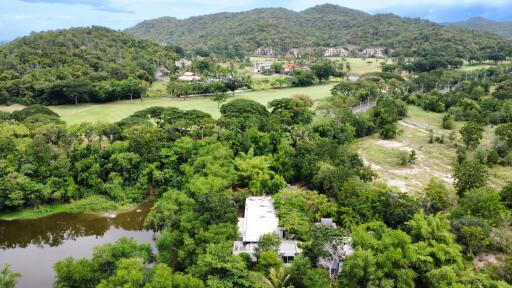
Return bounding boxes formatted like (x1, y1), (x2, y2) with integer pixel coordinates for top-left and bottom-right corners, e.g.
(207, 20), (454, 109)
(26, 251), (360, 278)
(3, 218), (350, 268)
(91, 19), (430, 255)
(1, 0), (512, 41)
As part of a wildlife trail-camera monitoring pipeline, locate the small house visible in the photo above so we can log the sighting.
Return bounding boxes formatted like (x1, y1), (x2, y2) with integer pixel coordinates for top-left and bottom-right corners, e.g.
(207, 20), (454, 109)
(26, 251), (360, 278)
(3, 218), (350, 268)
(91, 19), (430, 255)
(314, 218), (354, 278)
(253, 61), (273, 74)
(282, 63), (295, 73)
(233, 197), (302, 265)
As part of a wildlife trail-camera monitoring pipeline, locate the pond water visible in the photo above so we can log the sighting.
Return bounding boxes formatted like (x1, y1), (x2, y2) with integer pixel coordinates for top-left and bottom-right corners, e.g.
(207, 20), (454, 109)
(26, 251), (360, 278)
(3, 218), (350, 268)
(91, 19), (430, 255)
(0, 202), (155, 288)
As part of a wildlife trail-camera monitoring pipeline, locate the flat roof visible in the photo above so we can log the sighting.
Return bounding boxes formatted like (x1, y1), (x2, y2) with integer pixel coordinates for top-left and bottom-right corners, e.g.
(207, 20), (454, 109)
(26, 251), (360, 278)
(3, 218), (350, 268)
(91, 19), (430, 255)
(242, 196), (279, 242)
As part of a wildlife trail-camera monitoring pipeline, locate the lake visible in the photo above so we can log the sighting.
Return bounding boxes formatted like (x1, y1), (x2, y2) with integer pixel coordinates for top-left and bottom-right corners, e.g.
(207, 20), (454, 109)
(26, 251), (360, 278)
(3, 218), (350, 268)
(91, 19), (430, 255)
(0, 203), (155, 288)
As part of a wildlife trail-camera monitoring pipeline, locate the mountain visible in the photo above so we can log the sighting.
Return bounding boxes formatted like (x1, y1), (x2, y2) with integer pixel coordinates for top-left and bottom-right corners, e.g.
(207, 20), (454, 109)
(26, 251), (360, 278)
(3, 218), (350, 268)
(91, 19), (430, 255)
(446, 17), (512, 39)
(0, 26), (178, 105)
(126, 4), (511, 58)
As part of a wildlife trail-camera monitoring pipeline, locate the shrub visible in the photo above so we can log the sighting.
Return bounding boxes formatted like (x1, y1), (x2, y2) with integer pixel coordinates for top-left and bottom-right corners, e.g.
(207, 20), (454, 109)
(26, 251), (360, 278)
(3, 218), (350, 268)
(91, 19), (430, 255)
(442, 114), (455, 130)
(380, 123), (398, 139)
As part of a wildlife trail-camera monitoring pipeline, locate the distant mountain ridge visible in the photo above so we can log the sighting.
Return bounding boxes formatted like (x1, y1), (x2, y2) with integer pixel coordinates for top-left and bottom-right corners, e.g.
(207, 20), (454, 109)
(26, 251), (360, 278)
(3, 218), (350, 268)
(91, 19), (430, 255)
(446, 17), (512, 39)
(125, 4), (511, 58)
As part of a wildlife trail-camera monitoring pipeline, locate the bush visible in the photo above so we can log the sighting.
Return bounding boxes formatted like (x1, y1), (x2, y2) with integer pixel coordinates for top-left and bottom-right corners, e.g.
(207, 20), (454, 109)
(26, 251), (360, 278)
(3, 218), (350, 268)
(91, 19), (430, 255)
(11, 105), (59, 121)
(442, 114), (455, 130)
(398, 150), (410, 166)
(380, 123), (398, 139)
(167, 81), (227, 97)
(257, 251), (282, 274)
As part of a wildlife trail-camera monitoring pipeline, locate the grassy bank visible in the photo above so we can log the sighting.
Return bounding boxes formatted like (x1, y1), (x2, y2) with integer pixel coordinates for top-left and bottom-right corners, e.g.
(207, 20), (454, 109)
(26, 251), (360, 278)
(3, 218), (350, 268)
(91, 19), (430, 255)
(0, 84), (335, 125)
(0, 196), (132, 221)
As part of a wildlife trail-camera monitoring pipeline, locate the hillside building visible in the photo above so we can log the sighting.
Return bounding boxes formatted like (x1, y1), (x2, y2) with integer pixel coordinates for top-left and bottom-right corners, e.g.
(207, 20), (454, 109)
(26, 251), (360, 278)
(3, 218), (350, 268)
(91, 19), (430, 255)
(360, 48), (385, 58)
(255, 48), (274, 56)
(324, 48), (350, 57)
(282, 63), (295, 73)
(253, 61), (273, 73)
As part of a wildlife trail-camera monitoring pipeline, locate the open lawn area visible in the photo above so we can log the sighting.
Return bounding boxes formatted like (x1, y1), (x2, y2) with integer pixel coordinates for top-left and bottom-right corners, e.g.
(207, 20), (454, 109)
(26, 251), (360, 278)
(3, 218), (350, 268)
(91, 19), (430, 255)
(358, 105), (511, 194)
(0, 84), (335, 125)
(329, 57), (390, 75)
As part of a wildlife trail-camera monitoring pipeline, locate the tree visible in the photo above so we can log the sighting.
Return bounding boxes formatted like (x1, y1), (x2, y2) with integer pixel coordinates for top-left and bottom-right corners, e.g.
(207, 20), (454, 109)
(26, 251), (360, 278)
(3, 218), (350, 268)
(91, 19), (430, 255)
(263, 266), (292, 288)
(223, 77), (244, 97)
(459, 122), (484, 149)
(257, 251), (283, 274)
(190, 243), (252, 288)
(0, 265), (20, 288)
(96, 258), (145, 288)
(212, 93), (228, 108)
(268, 97), (315, 126)
(453, 160), (488, 195)
(423, 178), (457, 214)
(311, 62), (336, 82)
(257, 233), (281, 255)
(496, 123), (512, 146)
(291, 71), (315, 87)
(501, 182), (512, 209)
(454, 186), (510, 227)
(54, 258), (99, 288)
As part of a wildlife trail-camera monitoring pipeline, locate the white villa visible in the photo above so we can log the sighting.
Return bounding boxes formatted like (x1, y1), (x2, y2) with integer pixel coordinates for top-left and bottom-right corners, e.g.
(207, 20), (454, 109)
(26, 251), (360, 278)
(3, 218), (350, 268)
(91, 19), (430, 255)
(178, 72), (201, 82)
(360, 48), (385, 58)
(255, 48), (274, 56)
(324, 48), (350, 57)
(233, 197), (302, 265)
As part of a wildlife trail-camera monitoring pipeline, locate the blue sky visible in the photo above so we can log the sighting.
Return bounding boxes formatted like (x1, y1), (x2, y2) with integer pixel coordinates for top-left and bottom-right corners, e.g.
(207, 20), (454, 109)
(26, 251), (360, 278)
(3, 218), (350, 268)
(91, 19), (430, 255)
(1, 0), (512, 41)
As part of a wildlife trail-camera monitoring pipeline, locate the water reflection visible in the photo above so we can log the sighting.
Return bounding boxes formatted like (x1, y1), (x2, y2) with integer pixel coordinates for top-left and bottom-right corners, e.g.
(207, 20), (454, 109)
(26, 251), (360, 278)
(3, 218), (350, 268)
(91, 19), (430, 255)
(0, 202), (155, 288)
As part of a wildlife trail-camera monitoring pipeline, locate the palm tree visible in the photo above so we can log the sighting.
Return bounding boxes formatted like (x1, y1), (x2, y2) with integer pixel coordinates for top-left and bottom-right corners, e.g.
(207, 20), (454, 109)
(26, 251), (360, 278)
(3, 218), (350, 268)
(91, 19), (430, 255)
(263, 266), (293, 288)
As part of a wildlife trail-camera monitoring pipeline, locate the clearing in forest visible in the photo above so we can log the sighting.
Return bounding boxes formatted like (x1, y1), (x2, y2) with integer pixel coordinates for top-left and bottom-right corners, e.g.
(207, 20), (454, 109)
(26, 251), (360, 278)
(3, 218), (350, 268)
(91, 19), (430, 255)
(358, 106), (511, 193)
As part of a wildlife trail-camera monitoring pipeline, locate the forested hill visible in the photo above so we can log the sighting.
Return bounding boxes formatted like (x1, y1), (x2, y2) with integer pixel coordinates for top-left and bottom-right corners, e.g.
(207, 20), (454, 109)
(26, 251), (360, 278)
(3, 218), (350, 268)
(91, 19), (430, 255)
(0, 26), (178, 105)
(446, 17), (512, 39)
(125, 4), (511, 58)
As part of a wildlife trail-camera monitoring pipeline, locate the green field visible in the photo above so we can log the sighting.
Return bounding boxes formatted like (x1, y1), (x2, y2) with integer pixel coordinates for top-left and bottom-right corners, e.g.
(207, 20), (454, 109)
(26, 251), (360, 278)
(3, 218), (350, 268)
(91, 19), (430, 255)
(331, 57), (389, 75)
(0, 84), (335, 125)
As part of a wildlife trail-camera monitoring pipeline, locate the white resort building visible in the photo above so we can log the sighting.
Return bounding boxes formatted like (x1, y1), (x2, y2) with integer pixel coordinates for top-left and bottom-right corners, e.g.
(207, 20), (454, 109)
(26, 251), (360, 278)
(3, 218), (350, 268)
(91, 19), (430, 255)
(233, 196), (302, 265)
(324, 48), (350, 57)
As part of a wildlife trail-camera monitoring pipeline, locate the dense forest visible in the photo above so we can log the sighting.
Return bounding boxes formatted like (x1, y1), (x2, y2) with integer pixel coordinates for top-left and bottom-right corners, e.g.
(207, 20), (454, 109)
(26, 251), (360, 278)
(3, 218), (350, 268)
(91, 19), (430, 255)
(447, 17), (512, 39)
(0, 26), (178, 105)
(2, 65), (512, 286)
(126, 4), (512, 60)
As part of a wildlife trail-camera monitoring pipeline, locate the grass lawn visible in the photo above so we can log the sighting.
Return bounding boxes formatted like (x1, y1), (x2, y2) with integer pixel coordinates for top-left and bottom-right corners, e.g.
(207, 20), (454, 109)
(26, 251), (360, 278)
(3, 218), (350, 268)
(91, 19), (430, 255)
(249, 56), (278, 63)
(0, 84), (335, 125)
(328, 57), (390, 75)
(458, 64), (494, 72)
(358, 105), (511, 194)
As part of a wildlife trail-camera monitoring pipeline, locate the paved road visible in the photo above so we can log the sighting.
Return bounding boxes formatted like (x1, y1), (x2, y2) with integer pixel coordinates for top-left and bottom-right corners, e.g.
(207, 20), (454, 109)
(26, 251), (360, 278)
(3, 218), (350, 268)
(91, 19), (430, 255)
(352, 101), (376, 113)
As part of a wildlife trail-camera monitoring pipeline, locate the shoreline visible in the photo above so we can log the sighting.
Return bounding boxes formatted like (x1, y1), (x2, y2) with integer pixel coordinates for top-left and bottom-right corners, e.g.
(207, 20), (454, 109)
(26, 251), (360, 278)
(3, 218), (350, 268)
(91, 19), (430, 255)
(0, 196), (147, 221)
